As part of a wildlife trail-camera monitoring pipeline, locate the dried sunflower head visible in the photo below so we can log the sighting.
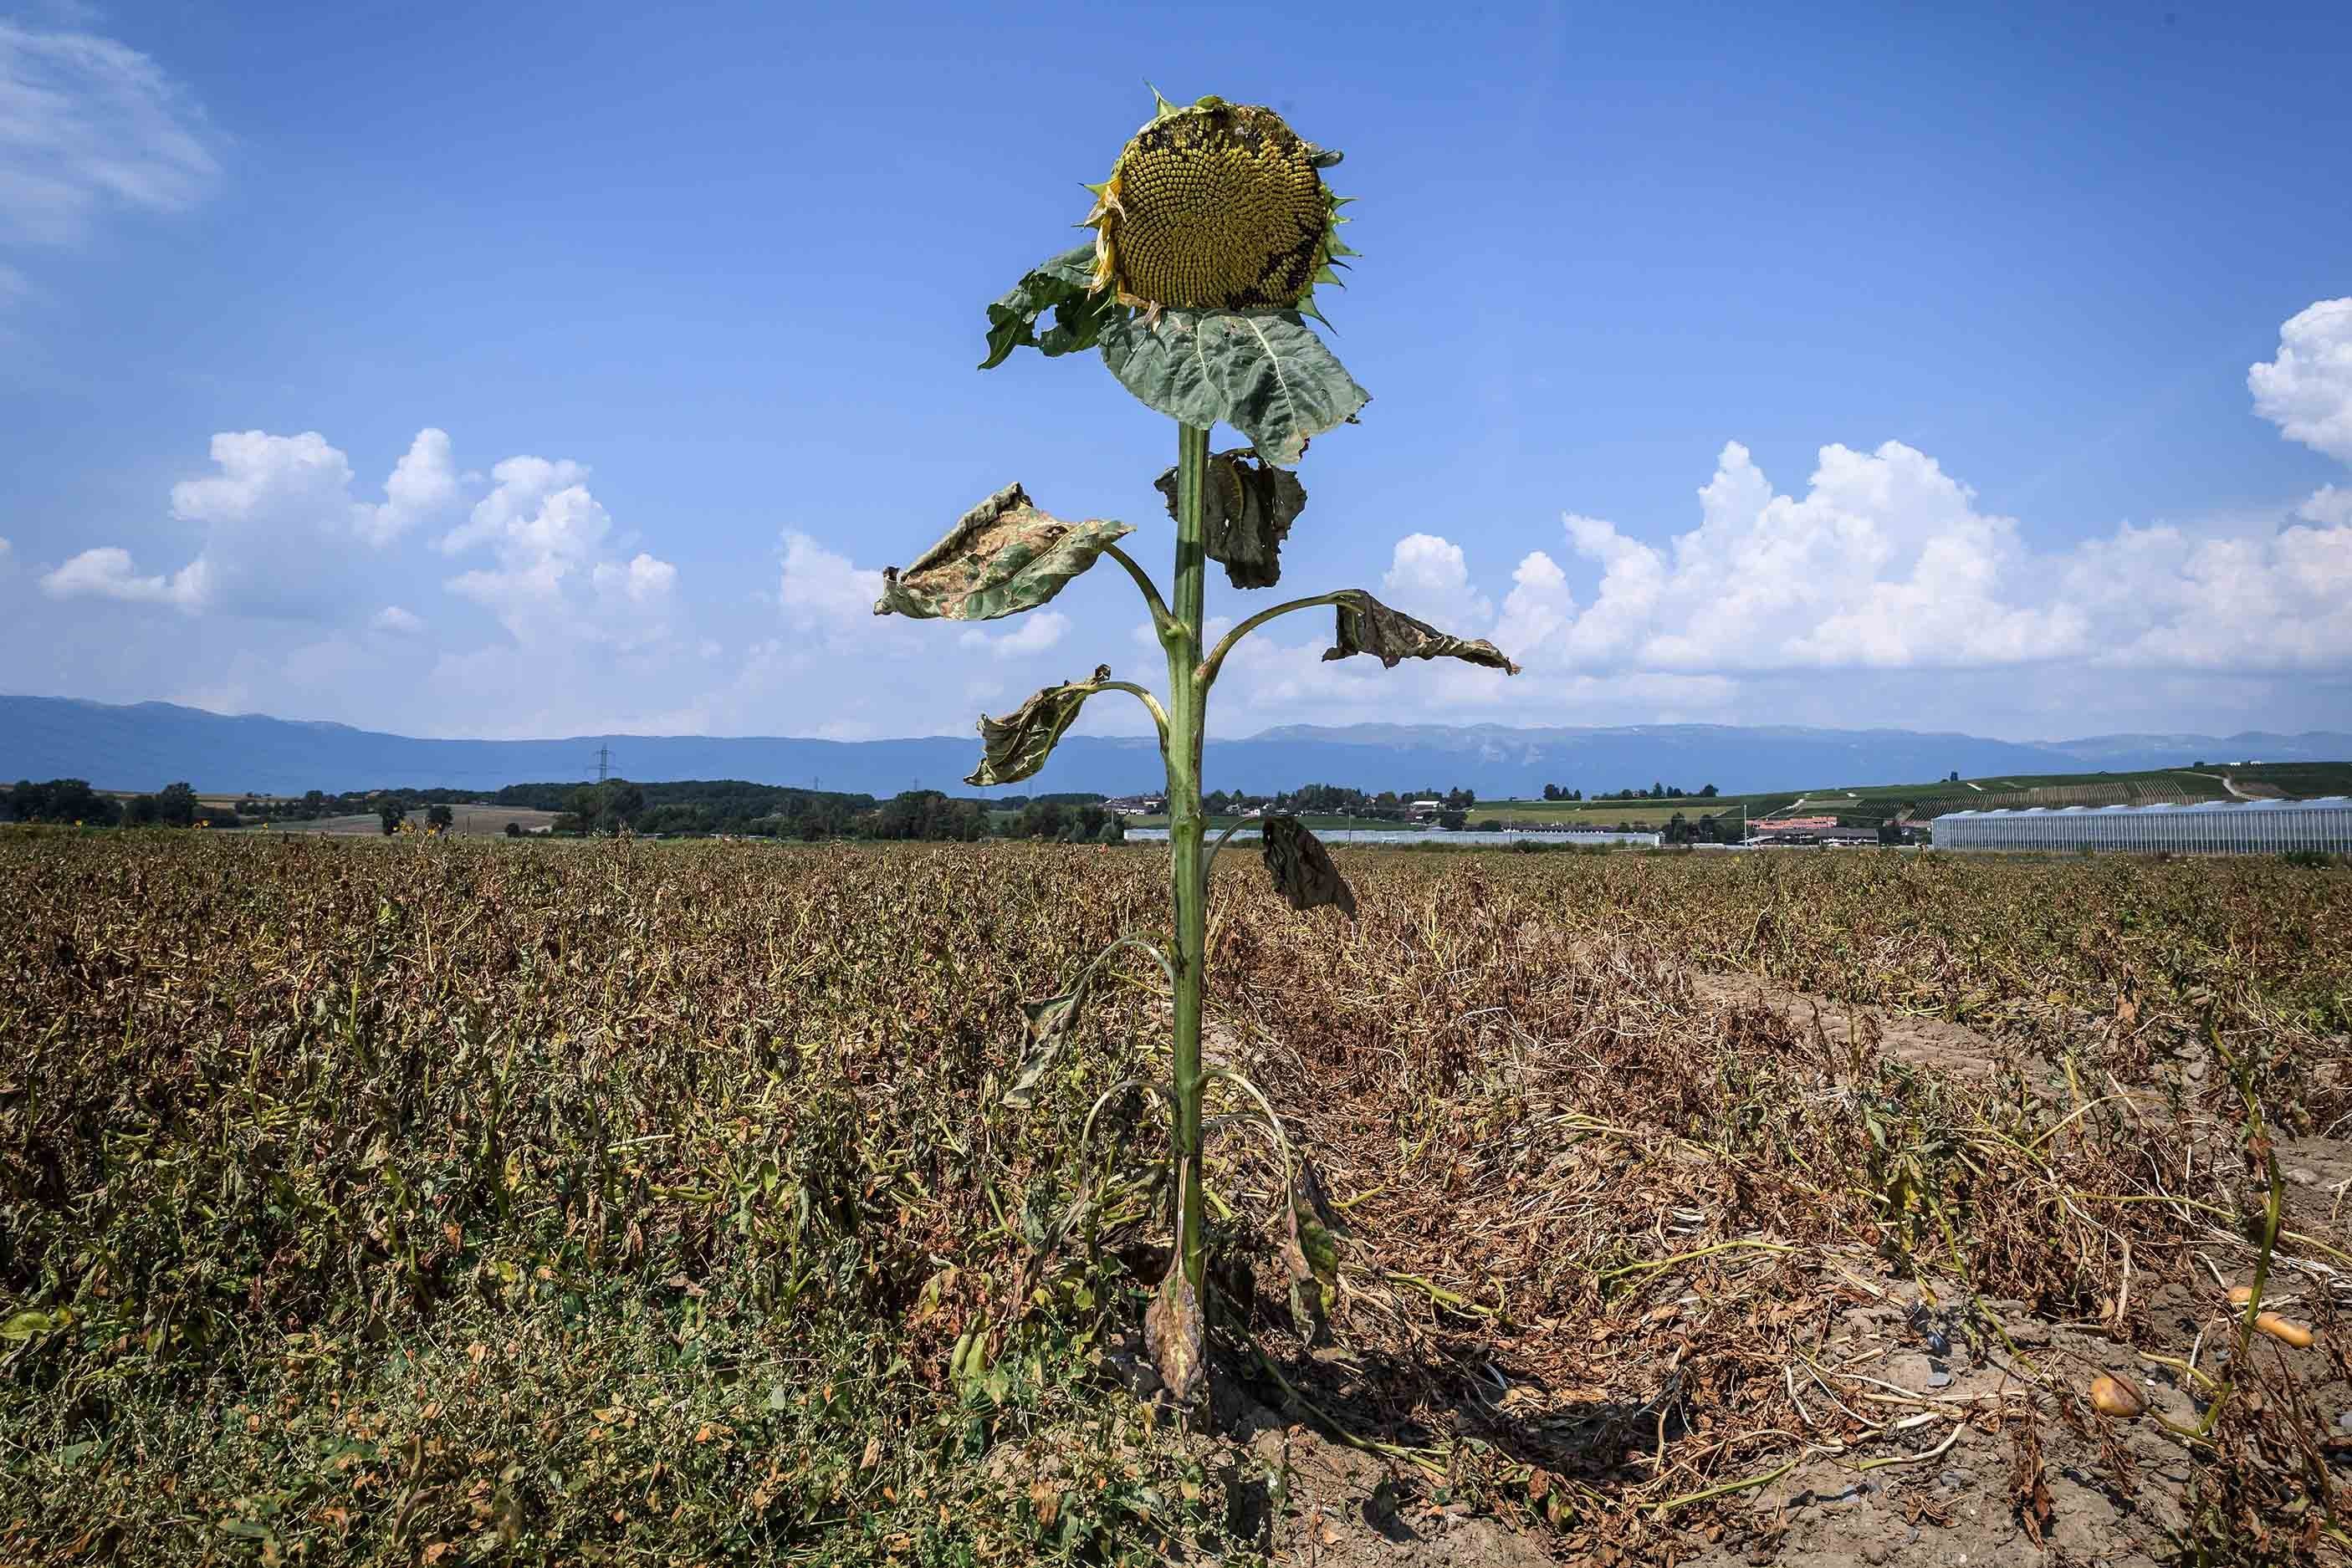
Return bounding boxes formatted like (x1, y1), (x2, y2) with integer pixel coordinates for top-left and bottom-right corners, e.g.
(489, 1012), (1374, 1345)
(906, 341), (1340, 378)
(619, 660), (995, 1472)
(1084, 94), (1352, 315)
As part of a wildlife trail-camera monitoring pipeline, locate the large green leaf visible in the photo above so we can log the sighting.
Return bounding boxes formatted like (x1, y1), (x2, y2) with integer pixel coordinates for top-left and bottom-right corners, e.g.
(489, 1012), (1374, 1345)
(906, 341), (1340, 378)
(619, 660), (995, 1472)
(1322, 590), (1520, 674)
(1153, 447), (1305, 589)
(980, 244), (1124, 370)
(966, 666), (1112, 787)
(1097, 308), (1369, 466)
(1260, 815), (1356, 917)
(874, 484), (1133, 623)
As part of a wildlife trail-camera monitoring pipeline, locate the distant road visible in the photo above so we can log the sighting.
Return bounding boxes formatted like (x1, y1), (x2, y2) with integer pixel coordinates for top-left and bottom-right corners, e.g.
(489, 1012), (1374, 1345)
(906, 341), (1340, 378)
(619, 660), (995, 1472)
(2181, 771), (2258, 799)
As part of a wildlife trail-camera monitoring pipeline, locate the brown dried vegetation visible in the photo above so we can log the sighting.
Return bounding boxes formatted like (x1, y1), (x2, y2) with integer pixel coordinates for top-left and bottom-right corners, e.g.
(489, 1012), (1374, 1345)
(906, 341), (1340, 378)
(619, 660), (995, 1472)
(2, 835), (2348, 1564)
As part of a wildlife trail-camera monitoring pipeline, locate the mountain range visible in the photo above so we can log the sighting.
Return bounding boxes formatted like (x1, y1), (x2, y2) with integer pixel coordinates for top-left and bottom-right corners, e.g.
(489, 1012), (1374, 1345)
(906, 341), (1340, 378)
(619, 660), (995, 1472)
(3, 696), (2346, 799)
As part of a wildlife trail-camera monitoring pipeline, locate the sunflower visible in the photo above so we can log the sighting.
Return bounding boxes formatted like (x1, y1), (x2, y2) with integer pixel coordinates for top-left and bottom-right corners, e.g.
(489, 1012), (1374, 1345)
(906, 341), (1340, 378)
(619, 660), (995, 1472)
(1083, 94), (1352, 315)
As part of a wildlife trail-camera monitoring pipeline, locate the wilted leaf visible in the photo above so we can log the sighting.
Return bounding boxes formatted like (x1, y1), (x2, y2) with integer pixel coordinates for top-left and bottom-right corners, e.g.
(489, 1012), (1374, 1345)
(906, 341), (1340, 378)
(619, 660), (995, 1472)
(980, 243), (1125, 370)
(1260, 816), (1356, 918)
(1143, 1258), (1207, 1406)
(875, 484), (1133, 623)
(1003, 989), (1085, 1108)
(1322, 590), (1519, 674)
(1, 1309), (61, 1341)
(1098, 309), (1368, 466)
(967, 666), (1112, 788)
(1153, 447), (1306, 589)
(1014, 1179), (1097, 1305)
(1283, 1157), (1343, 1341)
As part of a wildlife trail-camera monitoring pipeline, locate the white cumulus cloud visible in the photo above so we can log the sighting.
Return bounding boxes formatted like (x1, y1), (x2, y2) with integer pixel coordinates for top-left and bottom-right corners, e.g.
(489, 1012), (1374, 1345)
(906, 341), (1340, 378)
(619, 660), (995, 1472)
(371, 605), (424, 636)
(1382, 533), (1491, 629)
(2251, 298), (2352, 463)
(1468, 431), (2350, 683)
(2058, 519), (2352, 671)
(592, 552), (677, 607)
(778, 529), (878, 622)
(775, 528), (933, 659)
(48, 428), (466, 620)
(42, 544), (207, 610)
(1512, 441), (2080, 673)
(2301, 486), (2352, 526)
(441, 457), (677, 649)
(959, 610), (1069, 659)
(1490, 549), (1572, 661)
(364, 428), (459, 546)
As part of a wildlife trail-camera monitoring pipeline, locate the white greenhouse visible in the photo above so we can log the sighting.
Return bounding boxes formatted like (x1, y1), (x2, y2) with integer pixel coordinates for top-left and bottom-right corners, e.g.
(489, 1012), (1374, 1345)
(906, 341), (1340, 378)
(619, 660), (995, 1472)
(1932, 796), (2352, 856)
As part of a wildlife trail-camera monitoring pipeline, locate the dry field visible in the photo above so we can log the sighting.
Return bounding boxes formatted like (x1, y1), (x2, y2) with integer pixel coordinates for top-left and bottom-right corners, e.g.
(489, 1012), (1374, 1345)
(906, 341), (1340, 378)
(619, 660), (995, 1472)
(264, 805), (564, 837)
(3, 835), (2349, 1565)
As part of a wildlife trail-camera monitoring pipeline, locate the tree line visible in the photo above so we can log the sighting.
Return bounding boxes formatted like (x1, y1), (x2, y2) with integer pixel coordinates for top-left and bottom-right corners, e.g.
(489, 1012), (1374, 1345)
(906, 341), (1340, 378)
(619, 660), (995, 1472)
(1199, 783), (1483, 821)
(1544, 781), (1719, 801)
(549, 781), (1122, 843)
(8, 775), (1127, 845)
(8, 778), (228, 828)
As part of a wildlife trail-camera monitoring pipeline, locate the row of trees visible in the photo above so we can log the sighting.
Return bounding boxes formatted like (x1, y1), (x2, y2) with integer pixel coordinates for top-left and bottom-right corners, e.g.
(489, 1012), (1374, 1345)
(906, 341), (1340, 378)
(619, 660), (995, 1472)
(8, 779), (218, 828)
(12, 774), (1127, 845)
(1548, 782), (1720, 801)
(1194, 780), (1728, 816)
(545, 781), (1122, 844)
(1005, 799), (1125, 842)
(238, 788), (391, 823)
(1199, 784), (1480, 820)
(377, 803), (456, 835)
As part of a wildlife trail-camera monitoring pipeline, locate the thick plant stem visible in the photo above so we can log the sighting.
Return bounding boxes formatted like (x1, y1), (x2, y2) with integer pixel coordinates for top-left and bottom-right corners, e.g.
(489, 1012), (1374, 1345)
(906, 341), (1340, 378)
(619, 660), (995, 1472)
(1163, 421), (1212, 1304)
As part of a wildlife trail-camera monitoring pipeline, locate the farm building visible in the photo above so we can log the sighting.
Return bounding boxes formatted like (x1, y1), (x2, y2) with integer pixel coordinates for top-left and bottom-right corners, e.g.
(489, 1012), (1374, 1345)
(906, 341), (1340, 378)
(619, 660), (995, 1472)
(1934, 796), (2352, 856)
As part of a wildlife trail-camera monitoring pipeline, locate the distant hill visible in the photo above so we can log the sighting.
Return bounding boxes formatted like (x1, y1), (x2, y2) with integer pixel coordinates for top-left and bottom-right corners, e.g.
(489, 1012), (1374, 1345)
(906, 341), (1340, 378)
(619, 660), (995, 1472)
(3, 695), (2346, 800)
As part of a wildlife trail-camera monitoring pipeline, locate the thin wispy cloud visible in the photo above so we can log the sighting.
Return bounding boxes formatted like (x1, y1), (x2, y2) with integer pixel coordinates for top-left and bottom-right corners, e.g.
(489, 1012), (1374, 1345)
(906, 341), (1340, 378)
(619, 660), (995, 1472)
(0, 20), (217, 280)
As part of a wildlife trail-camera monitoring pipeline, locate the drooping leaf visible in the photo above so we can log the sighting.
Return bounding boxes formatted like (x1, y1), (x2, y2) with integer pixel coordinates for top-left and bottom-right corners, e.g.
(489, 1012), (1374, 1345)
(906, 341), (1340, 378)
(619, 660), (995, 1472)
(1260, 815), (1356, 918)
(875, 484), (1133, 622)
(967, 666), (1112, 788)
(1, 1309), (62, 1341)
(1003, 988), (1085, 1108)
(1097, 308), (1369, 466)
(1143, 1255), (1207, 1405)
(1153, 447), (1306, 589)
(1282, 1157), (1343, 1341)
(981, 244), (1126, 370)
(1014, 1181), (1095, 1305)
(1322, 590), (1521, 674)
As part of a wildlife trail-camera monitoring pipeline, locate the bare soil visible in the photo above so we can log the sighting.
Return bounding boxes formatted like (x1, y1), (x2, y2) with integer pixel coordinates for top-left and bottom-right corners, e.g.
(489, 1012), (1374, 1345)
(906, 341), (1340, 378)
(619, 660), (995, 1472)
(1685, 971), (2013, 1079)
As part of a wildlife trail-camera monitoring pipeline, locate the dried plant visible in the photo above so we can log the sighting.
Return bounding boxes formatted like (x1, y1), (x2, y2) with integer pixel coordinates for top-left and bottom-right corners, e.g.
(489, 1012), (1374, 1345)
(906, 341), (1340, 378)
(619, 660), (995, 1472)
(877, 90), (1518, 1402)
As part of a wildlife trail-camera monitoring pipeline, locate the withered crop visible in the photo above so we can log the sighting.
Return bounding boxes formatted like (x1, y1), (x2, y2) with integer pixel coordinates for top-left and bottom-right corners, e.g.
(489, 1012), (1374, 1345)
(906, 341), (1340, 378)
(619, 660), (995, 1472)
(3, 834), (2348, 1564)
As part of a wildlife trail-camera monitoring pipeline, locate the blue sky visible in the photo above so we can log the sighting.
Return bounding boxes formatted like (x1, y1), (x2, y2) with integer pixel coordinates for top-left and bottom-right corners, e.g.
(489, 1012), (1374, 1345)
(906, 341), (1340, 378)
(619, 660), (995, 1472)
(3, 0), (2349, 744)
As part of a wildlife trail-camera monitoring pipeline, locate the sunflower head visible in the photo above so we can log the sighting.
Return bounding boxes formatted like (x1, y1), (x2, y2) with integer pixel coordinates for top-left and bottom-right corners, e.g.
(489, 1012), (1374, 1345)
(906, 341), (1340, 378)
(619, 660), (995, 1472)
(1084, 94), (1352, 315)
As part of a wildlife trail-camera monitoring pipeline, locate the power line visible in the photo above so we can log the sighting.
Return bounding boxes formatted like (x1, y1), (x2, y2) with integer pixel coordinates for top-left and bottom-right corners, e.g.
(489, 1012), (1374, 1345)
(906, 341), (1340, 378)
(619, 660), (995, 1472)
(591, 744), (611, 784)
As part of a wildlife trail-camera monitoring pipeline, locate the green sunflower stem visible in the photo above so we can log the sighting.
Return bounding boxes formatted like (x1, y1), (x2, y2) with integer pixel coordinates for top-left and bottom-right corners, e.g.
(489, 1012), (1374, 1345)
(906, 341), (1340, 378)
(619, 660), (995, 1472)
(1163, 419), (1213, 1317)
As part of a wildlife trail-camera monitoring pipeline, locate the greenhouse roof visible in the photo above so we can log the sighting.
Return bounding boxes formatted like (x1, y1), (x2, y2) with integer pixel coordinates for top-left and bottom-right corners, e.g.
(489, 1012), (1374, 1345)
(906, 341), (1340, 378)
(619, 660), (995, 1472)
(1936, 795), (2352, 820)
